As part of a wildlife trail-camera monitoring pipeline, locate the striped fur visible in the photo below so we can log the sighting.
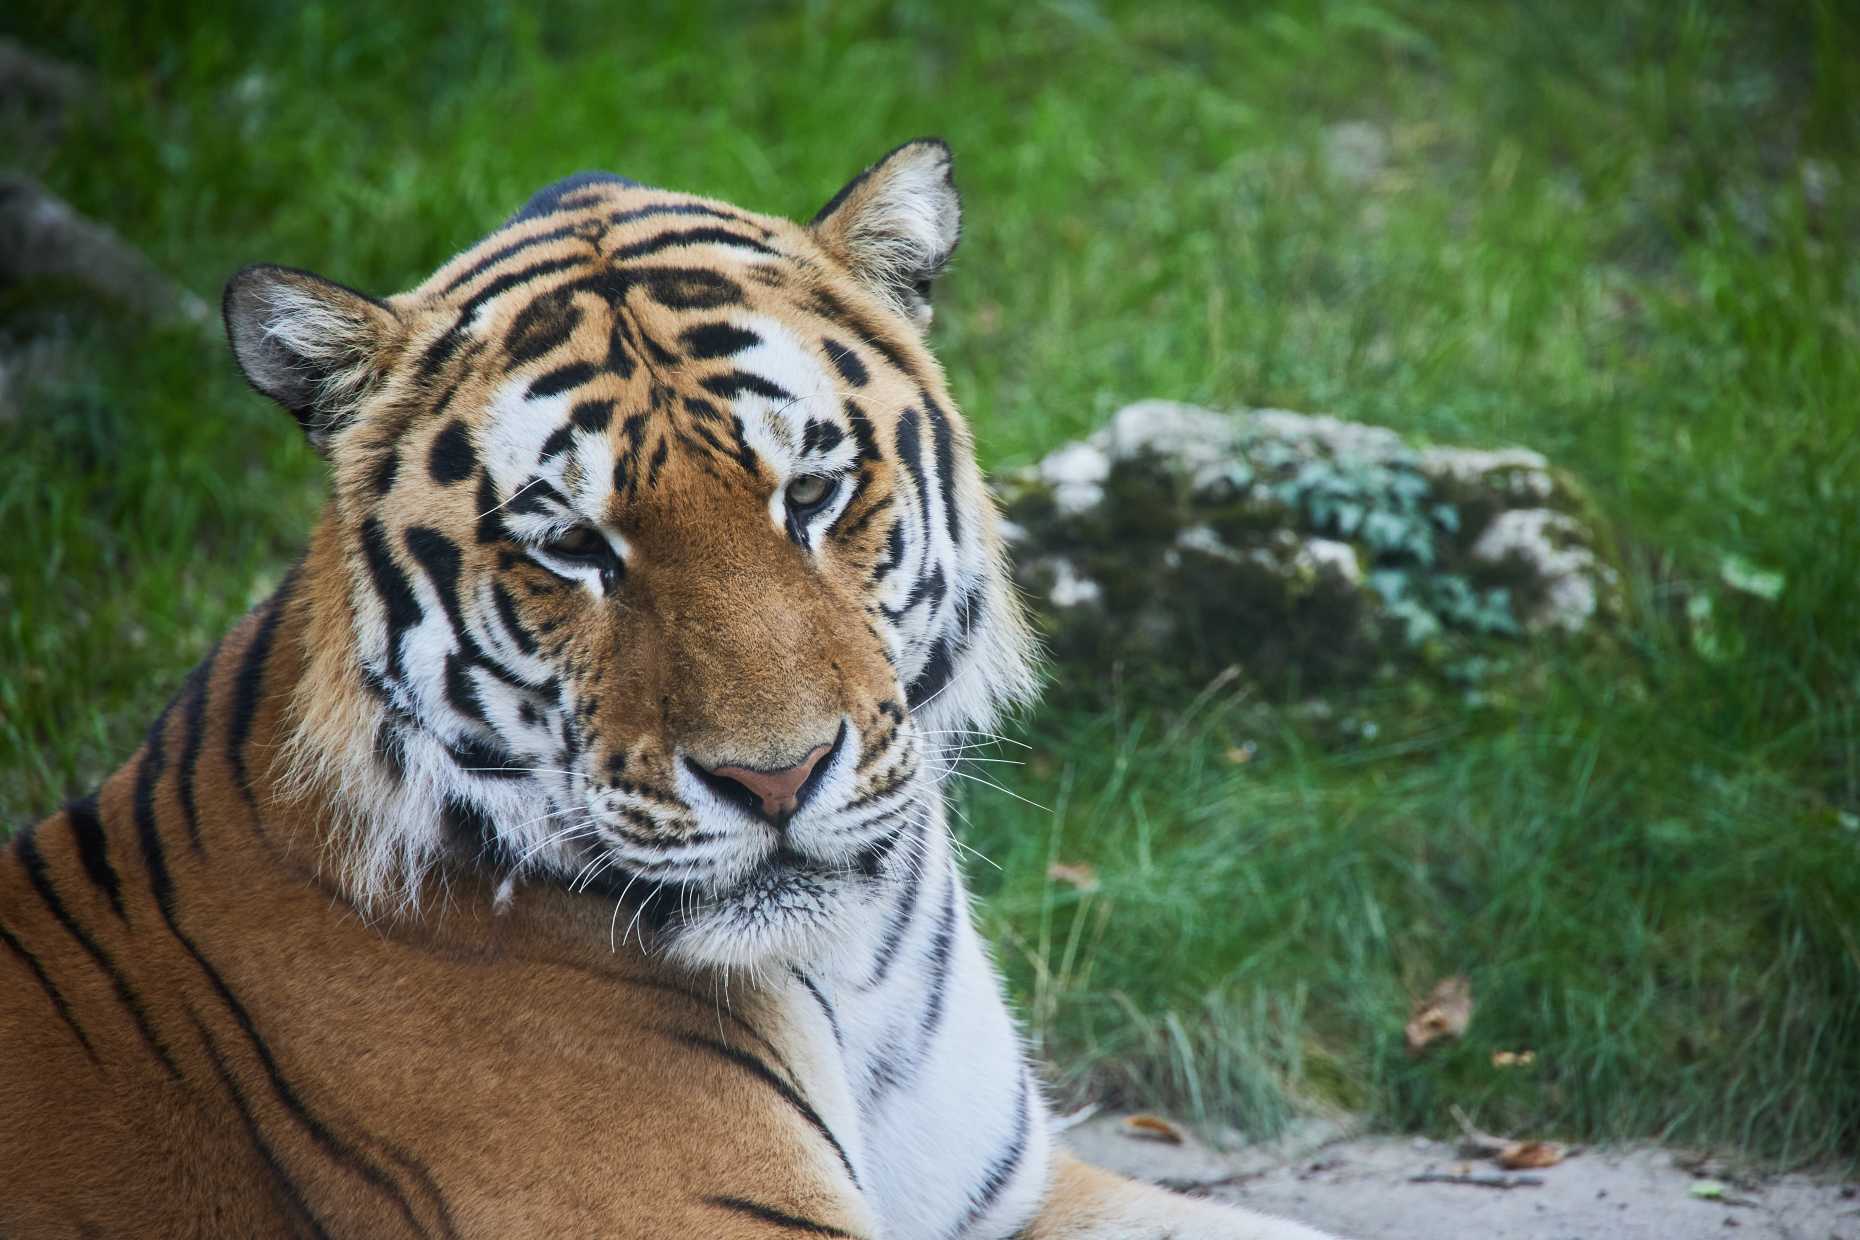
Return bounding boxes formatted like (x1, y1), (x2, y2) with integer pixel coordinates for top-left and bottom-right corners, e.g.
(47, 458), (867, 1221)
(0, 142), (1335, 1239)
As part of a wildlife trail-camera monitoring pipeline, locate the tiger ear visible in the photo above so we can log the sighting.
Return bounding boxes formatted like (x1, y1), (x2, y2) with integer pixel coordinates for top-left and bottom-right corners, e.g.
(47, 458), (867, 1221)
(809, 139), (960, 332)
(223, 264), (397, 451)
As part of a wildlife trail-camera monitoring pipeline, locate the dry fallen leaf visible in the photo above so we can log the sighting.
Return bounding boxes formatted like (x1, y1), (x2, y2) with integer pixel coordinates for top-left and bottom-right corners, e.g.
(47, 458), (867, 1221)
(1448, 1104), (1507, 1158)
(1047, 862), (1100, 893)
(1405, 975), (1473, 1056)
(1491, 1049), (1537, 1069)
(1121, 1114), (1187, 1145)
(1497, 1141), (1566, 1170)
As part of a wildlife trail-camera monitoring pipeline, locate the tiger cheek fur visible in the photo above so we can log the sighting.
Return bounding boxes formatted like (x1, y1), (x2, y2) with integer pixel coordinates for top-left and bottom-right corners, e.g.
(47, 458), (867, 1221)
(0, 142), (1338, 1240)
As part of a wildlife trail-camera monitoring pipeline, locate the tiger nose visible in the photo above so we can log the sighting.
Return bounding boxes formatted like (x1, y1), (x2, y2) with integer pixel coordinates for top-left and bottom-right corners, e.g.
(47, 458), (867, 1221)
(691, 737), (836, 823)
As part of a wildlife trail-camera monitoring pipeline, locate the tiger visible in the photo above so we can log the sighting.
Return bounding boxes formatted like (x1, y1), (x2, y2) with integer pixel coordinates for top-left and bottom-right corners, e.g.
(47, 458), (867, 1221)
(0, 140), (1338, 1240)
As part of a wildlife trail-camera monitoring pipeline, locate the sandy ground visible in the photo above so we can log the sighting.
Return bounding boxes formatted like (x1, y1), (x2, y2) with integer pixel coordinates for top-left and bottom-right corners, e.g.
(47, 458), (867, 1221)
(1064, 1113), (1860, 1239)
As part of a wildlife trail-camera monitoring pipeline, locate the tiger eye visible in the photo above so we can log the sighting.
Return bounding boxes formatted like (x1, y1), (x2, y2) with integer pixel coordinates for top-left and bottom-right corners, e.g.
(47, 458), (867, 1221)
(785, 474), (837, 511)
(544, 525), (607, 560)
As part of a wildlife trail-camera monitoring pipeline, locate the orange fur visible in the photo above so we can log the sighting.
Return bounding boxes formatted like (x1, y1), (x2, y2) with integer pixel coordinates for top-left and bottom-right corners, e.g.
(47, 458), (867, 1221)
(0, 147), (1333, 1240)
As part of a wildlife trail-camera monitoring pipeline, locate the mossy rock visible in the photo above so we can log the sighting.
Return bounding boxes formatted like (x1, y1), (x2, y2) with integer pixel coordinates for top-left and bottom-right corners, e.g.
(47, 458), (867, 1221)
(995, 401), (1623, 694)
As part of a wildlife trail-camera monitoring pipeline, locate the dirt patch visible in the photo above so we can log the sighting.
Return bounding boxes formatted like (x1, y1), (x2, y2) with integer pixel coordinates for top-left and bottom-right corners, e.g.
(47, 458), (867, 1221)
(1065, 1113), (1860, 1239)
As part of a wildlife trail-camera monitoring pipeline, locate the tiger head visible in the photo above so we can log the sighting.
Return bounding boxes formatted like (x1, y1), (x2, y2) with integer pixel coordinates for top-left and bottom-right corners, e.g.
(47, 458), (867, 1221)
(223, 142), (1037, 969)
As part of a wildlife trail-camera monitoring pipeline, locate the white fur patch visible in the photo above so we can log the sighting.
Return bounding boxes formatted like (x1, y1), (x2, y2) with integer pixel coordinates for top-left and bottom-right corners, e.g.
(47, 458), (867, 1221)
(225, 268), (387, 438)
(816, 142), (960, 327)
(843, 149), (958, 323)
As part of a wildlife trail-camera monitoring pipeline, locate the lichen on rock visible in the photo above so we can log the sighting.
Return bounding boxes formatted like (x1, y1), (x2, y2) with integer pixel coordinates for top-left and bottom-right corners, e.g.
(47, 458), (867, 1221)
(993, 401), (1621, 693)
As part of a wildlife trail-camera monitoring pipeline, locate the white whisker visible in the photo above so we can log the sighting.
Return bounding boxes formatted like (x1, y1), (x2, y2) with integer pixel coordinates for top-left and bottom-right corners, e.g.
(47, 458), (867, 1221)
(477, 474), (550, 519)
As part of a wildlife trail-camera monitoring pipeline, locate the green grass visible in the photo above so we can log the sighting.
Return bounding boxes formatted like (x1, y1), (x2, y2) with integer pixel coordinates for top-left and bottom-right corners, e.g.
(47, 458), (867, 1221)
(4, 0), (1857, 1165)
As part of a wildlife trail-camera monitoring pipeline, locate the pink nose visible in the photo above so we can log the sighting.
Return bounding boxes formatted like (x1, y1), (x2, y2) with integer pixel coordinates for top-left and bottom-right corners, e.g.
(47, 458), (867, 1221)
(703, 743), (833, 822)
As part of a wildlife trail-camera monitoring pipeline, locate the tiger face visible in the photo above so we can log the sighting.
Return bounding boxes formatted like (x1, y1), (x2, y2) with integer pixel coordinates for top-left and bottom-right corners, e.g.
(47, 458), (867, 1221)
(224, 142), (1036, 969)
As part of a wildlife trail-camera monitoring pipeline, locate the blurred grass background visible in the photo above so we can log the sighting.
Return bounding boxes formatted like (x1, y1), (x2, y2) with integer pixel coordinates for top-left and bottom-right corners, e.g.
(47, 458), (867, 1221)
(2, 0), (1857, 1164)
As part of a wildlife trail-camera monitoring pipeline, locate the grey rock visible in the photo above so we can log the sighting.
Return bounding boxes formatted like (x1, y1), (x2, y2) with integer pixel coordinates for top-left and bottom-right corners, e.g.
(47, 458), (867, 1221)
(994, 402), (1620, 691)
(0, 176), (208, 326)
(0, 38), (89, 111)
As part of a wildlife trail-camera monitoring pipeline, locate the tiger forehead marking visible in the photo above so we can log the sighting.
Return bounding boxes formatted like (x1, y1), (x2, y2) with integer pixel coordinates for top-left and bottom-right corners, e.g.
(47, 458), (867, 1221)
(217, 145), (1036, 966)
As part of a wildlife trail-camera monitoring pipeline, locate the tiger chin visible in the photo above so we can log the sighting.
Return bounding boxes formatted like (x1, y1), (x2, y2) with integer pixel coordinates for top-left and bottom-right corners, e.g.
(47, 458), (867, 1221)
(0, 142), (1339, 1239)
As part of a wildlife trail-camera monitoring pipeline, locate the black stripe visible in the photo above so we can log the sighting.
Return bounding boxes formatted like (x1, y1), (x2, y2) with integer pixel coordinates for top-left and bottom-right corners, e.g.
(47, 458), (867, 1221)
(474, 471), (510, 546)
(683, 396), (726, 425)
(831, 401), (885, 544)
(502, 285), (585, 365)
(612, 411), (650, 496)
(605, 973), (804, 1085)
(843, 399), (882, 465)
(643, 327), (681, 367)
(470, 649), (537, 701)
(607, 201), (757, 230)
(791, 968), (843, 1050)
(443, 732), (527, 778)
(64, 794), (123, 920)
(894, 407), (932, 536)
(369, 448), (399, 496)
(360, 519), (423, 682)
(504, 477), (571, 517)
(608, 226), (777, 264)
(703, 1196), (860, 1238)
(831, 492), (890, 542)
(526, 362), (597, 399)
(883, 563), (947, 624)
(13, 828), (180, 1077)
(139, 722), (446, 1237)
(0, 912), (99, 1062)
(923, 395), (963, 547)
(863, 849), (925, 990)
(800, 419), (846, 457)
(415, 323), (468, 382)
(571, 398), (615, 433)
(700, 371), (796, 403)
(404, 528), (467, 624)
(227, 575), (296, 808)
(190, 1012), (332, 1239)
(673, 1031), (859, 1188)
(872, 520), (907, 582)
(679, 321), (761, 360)
(809, 289), (922, 386)
(917, 867), (961, 1052)
(646, 437), (670, 488)
(427, 420), (476, 486)
(639, 267), (744, 311)
(910, 565), (949, 613)
(953, 1071), (1033, 1233)
(439, 222), (580, 294)
(906, 636), (954, 712)
(954, 586), (984, 640)
(402, 528), (514, 696)
(821, 337), (868, 387)
(490, 582), (538, 656)
(458, 255), (585, 321)
(603, 311), (640, 380)
(537, 423), (577, 463)
(443, 654), (489, 724)
(175, 642), (221, 853)
(428, 378), (464, 421)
